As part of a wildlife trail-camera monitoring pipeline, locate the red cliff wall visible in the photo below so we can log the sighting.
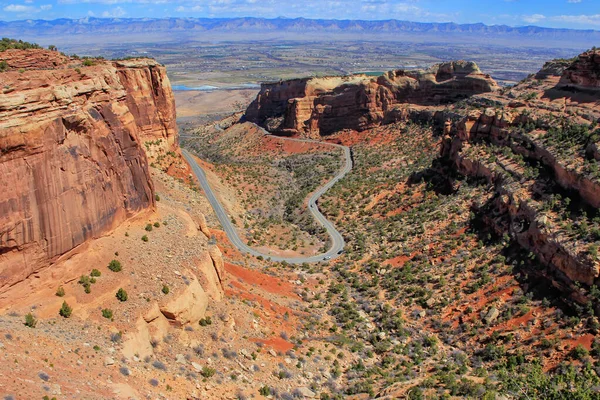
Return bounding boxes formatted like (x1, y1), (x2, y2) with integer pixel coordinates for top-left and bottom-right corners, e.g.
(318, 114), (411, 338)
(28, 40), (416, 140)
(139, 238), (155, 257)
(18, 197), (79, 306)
(0, 50), (178, 291)
(246, 61), (498, 137)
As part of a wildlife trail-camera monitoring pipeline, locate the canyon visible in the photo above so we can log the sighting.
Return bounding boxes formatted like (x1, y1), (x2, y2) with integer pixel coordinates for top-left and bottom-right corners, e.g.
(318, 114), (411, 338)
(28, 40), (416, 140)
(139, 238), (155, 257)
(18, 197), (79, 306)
(2, 40), (600, 399)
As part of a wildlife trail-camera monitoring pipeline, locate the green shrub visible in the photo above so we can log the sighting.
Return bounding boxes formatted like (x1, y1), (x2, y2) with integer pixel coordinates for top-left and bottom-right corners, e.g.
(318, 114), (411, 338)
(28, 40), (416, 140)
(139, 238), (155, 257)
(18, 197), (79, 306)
(162, 285), (170, 295)
(155, 194), (160, 201)
(55, 286), (65, 297)
(141, 235), (149, 242)
(59, 301), (72, 318)
(201, 366), (216, 378)
(116, 288), (128, 302)
(153, 222), (160, 228)
(108, 260), (122, 272)
(102, 309), (113, 319)
(259, 386), (271, 396)
(0, 60), (8, 72)
(79, 275), (91, 293)
(82, 59), (95, 67)
(571, 344), (589, 360)
(199, 316), (212, 326)
(24, 313), (37, 328)
(145, 223), (153, 232)
(91, 269), (102, 277)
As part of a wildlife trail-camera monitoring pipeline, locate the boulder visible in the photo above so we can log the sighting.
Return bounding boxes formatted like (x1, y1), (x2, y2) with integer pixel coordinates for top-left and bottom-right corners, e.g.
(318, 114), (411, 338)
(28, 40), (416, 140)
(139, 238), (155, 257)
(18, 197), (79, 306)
(159, 272), (208, 325)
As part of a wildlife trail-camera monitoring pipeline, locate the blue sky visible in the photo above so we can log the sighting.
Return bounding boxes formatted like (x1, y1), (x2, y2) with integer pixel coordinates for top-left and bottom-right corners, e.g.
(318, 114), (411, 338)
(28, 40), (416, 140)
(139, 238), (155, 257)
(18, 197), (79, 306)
(0, 0), (599, 29)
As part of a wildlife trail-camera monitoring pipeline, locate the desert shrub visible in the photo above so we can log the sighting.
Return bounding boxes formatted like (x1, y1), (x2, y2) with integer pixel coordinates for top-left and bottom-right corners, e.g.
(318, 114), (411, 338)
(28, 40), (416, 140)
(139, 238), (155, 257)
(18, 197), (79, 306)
(152, 360), (167, 370)
(59, 301), (72, 318)
(116, 288), (128, 302)
(153, 222), (160, 228)
(108, 260), (122, 272)
(91, 269), (101, 277)
(79, 275), (91, 293)
(55, 286), (65, 297)
(102, 309), (113, 319)
(145, 223), (153, 232)
(162, 285), (169, 294)
(571, 344), (589, 360)
(201, 366), (216, 378)
(199, 316), (212, 326)
(82, 59), (95, 66)
(24, 313), (37, 328)
(141, 235), (149, 242)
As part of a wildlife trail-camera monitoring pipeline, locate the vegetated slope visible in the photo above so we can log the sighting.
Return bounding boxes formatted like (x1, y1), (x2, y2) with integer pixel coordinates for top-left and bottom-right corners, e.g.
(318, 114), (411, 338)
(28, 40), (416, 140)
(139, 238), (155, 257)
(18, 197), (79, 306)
(182, 120), (342, 254)
(0, 47), (178, 291)
(243, 49), (600, 398)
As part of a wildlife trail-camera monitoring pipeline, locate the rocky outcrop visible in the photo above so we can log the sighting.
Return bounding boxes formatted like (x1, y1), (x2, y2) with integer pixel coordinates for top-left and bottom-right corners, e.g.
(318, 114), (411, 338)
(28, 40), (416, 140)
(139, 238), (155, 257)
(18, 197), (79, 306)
(159, 272), (209, 326)
(0, 49), (178, 291)
(246, 61), (498, 137)
(441, 106), (600, 287)
(559, 49), (600, 90)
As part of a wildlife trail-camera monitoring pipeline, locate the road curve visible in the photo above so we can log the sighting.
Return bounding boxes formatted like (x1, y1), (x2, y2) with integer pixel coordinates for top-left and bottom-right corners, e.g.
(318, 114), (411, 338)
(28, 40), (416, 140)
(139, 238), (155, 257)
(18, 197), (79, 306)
(180, 126), (351, 263)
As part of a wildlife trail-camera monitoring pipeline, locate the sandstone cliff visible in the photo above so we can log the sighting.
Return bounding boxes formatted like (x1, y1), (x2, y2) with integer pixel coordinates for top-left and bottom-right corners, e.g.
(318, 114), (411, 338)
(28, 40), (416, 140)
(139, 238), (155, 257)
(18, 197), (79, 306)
(246, 61), (498, 137)
(559, 49), (600, 91)
(0, 49), (178, 291)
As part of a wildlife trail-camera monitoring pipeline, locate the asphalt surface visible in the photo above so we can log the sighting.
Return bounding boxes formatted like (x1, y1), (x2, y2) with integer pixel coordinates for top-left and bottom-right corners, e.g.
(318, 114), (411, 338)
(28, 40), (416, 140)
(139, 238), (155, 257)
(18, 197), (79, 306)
(180, 125), (352, 263)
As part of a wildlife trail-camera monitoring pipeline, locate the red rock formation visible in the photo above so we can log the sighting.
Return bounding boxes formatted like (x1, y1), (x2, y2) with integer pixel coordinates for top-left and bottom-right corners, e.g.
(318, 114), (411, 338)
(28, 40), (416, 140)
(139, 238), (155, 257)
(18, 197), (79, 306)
(0, 50), (177, 291)
(246, 61), (498, 137)
(559, 49), (600, 90)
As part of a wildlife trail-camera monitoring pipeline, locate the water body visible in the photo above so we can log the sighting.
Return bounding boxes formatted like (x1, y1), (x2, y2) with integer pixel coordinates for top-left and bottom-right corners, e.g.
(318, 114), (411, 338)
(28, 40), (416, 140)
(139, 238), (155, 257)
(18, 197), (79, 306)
(172, 83), (261, 91)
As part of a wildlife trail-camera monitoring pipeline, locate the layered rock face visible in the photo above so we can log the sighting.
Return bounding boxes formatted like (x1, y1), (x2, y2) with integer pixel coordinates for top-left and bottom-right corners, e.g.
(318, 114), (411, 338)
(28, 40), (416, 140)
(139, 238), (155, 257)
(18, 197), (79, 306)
(0, 50), (177, 290)
(246, 61), (498, 137)
(437, 64), (600, 291)
(559, 49), (600, 90)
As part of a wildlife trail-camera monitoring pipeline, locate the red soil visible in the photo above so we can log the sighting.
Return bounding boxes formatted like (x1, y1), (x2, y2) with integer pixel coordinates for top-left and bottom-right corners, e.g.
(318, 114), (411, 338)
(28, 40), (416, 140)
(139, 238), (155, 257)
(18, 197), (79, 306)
(251, 336), (295, 353)
(225, 262), (296, 298)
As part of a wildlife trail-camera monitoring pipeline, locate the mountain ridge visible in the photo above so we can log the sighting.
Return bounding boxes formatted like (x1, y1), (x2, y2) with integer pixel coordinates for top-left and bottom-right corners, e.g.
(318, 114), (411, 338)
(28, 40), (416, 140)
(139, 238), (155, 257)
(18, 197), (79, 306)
(1, 17), (598, 45)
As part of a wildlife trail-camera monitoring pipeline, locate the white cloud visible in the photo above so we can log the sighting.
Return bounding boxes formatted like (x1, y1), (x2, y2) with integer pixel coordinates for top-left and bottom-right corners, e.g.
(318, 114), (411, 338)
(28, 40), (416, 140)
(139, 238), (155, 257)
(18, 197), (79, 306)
(102, 6), (126, 17)
(551, 13), (600, 26)
(523, 14), (546, 23)
(567, 0), (582, 3)
(3, 3), (53, 12)
(3, 4), (36, 12)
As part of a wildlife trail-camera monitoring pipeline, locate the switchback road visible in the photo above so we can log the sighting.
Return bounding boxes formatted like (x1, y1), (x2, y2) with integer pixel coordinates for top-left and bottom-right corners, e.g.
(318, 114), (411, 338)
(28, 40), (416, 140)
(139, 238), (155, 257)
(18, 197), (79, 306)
(181, 124), (351, 263)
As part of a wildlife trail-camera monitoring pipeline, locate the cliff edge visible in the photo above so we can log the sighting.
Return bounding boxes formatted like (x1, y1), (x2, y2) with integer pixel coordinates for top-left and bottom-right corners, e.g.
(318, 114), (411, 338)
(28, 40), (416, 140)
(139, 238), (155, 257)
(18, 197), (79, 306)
(0, 49), (178, 291)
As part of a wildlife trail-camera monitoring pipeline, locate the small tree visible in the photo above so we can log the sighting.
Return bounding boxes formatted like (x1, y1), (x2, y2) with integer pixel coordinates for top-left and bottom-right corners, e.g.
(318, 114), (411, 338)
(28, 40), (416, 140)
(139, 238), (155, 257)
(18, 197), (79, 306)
(59, 301), (72, 318)
(116, 288), (128, 302)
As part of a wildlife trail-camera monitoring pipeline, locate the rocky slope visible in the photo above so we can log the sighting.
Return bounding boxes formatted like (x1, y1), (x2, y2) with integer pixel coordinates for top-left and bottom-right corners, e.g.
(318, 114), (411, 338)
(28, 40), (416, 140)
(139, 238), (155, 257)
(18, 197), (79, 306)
(438, 50), (600, 296)
(245, 61), (498, 137)
(0, 49), (177, 291)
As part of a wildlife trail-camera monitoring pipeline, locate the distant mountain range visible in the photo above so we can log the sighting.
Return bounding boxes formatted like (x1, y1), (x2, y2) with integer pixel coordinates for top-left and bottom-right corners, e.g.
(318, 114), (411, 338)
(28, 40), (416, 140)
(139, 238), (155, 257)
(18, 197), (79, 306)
(1, 17), (599, 46)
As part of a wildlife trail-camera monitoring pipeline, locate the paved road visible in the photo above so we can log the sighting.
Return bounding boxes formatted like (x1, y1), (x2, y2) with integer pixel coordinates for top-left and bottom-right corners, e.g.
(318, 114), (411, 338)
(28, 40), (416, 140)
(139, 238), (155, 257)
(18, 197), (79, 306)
(180, 125), (352, 263)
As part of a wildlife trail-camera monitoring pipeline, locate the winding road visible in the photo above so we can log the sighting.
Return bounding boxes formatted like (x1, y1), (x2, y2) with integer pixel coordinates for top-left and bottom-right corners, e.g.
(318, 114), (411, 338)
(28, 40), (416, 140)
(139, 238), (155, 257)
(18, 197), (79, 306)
(180, 124), (352, 263)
